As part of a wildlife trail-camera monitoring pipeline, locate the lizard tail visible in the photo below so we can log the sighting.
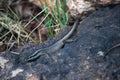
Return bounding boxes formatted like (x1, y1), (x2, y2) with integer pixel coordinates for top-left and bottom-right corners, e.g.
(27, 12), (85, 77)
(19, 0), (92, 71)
(61, 19), (79, 41)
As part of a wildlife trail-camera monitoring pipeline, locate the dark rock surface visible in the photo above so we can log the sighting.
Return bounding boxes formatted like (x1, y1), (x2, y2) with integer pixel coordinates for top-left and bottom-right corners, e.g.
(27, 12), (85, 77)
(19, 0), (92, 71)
(0, 5), (120, 80)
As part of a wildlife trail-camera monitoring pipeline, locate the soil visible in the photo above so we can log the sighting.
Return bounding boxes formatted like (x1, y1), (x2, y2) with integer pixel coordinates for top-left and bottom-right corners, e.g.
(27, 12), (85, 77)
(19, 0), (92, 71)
(0, 5), (120, 80)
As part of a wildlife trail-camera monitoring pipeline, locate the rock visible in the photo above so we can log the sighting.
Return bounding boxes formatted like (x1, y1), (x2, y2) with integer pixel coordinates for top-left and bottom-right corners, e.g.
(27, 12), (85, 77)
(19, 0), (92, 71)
(66, 0), (120, 18)
(0, 5), (120, 80)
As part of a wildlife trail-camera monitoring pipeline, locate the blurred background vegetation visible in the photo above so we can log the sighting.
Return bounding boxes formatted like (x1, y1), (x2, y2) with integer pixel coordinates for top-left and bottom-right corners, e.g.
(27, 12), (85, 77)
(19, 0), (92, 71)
(0, 0), (69, 52)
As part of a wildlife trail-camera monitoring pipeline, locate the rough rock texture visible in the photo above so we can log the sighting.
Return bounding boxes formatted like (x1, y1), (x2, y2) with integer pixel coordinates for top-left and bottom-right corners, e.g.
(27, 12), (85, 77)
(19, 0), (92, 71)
(66, 0), (120, 17)
(30, 0), (120, 18)
(0, 5), (120, 80)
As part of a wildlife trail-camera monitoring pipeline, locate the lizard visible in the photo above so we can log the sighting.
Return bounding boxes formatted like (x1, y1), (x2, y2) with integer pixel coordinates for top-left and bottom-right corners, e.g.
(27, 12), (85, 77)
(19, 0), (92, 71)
(26, 19), (79, 62)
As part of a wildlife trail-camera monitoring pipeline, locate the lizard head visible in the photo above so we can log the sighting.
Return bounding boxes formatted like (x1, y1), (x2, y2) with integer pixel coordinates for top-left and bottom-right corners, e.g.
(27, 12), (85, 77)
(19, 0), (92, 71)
(26, 49), (46, 62)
